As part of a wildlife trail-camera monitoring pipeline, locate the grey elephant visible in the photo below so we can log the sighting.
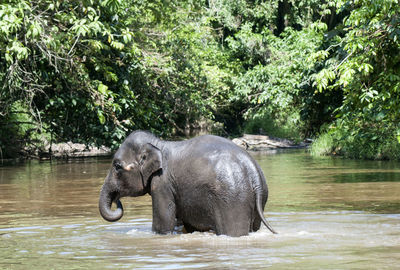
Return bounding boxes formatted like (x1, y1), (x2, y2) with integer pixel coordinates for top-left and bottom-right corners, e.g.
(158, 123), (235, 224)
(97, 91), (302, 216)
(99, 130), (276, 237)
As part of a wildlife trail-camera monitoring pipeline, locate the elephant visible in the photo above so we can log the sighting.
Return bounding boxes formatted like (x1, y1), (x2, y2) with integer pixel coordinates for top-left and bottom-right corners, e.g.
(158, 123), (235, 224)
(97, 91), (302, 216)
(99, 130), (277, 237)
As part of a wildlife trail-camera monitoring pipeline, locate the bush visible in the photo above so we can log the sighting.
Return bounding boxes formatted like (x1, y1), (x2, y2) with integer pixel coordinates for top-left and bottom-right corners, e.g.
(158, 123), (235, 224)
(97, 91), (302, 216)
(311, 123), (400, 161)
(0, 101), (51, 158)
(244, 112), (303, 142)
(310, 131), (335, 157)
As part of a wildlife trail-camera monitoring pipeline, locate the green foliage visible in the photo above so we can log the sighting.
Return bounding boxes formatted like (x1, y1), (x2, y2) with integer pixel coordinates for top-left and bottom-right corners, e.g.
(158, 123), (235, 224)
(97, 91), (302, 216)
(311, 123), (400, 160)
(310, 131), (335, 156)
(0, 0), (223, 155)
(232, 22), (328, 138)
(1, 0), (399, 160)
(244, 112), (302, 142)
(0, 101), (50, 158)
(310, 0), (400, 160)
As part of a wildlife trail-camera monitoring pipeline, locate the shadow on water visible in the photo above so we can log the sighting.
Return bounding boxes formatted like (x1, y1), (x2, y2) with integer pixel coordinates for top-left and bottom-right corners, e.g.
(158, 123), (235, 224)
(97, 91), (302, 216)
(333, 172), (400, 183)
(0, 150), (400, 269)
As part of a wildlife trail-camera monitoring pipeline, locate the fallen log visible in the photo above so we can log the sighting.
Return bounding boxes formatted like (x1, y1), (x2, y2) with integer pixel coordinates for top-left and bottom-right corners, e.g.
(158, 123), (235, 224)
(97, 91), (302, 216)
(232, 134), (308, 151)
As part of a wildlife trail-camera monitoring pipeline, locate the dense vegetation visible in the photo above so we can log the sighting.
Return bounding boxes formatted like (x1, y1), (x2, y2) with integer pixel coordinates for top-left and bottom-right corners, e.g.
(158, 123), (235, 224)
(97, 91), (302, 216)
(1, 0), (399, 159)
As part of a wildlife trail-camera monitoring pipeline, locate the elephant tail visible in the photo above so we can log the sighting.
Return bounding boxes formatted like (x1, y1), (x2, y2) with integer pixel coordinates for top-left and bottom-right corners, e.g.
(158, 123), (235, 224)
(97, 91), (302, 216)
(256, 191), (277, 234)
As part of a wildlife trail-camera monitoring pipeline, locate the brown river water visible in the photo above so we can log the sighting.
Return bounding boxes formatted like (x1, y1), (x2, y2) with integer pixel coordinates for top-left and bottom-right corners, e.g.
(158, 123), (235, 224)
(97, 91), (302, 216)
(1, 150), (399, 269)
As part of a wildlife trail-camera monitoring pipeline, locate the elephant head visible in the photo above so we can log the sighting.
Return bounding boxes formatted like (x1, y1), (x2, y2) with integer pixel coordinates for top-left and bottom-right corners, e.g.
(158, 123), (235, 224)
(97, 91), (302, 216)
(99, 131), (162, 222)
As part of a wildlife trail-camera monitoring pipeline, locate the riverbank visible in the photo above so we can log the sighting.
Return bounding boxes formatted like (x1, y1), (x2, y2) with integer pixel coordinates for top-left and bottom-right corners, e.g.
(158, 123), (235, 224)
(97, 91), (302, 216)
(232, 134), (310, 151)
(0, 142), (112, 162)
(44, 142), (112, 158)
(1, 134), (309, 162)
(47, 134), (309, 158)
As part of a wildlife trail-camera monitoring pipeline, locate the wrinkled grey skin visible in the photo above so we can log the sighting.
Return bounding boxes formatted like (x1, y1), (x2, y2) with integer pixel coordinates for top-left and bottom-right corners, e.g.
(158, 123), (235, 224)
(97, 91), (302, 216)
(99, 130), (276, 237)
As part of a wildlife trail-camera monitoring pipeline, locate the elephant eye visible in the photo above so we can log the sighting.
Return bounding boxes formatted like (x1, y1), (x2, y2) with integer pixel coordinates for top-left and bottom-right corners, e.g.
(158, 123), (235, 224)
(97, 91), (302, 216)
(114, 162), (123, 171)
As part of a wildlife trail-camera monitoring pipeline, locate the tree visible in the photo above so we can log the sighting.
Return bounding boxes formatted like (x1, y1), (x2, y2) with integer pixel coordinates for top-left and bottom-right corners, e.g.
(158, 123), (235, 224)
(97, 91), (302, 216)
(312, 0), (400, 159)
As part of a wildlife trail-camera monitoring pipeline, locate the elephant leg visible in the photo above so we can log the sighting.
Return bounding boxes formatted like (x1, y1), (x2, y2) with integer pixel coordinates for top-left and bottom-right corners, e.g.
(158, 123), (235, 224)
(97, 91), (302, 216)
(183, 222), (196, 233)
(152, 195), (176, 233)
(214, 208), (252, 237)
(215, 219), (251, 237)
(252, 215), (262, 232)
(151, 178), (176, 234)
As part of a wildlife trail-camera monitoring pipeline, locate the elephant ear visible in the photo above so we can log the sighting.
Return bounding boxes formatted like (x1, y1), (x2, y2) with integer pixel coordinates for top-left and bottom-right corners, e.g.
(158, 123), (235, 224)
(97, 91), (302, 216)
(138, 143), (162, 185)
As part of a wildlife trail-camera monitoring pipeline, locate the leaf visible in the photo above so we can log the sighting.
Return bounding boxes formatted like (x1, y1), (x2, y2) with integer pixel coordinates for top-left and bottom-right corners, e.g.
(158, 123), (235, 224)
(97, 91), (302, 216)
(98, 83), (108, 95)
(110, 40), (124, 50)
(5, 53), (12, 63)
(97, 111), (106, 124)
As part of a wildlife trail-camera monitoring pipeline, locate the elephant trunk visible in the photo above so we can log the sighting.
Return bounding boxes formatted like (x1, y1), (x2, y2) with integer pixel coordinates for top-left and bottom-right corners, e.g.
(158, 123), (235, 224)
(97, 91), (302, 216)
(99, 184), (124, 222)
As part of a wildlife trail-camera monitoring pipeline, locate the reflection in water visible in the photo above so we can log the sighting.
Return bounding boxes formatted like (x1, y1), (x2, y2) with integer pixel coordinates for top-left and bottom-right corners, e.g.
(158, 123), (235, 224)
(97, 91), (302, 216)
(333, 171), (400, 183)
(1, 151), (399, 269)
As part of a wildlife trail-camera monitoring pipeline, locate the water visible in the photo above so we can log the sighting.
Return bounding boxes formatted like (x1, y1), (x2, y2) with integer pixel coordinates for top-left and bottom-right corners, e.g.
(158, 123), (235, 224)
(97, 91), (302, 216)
(1, 150), (399, 269)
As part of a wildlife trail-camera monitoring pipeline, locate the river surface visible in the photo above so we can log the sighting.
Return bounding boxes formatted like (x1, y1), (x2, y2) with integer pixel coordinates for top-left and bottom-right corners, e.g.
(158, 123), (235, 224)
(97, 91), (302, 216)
(1, 150), (399, 269)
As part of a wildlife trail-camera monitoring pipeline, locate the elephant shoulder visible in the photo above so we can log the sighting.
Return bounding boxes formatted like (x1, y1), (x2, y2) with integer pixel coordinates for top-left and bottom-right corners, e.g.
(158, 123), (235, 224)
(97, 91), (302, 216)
(195, 134), (234, 144)
(189, 135), (241, 152)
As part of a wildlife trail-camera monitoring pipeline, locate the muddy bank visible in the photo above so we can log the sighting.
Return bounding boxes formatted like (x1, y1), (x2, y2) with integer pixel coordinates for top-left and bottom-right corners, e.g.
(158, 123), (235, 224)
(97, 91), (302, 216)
(47, 142), (112, 158)
(3, 133), (308, 161)
(30, 142), (111, 159)
(16, 142), (112, 160)
(232, 134), (309, 151)
(48, 134), (308, 158)
(47, 134), (306, 158)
